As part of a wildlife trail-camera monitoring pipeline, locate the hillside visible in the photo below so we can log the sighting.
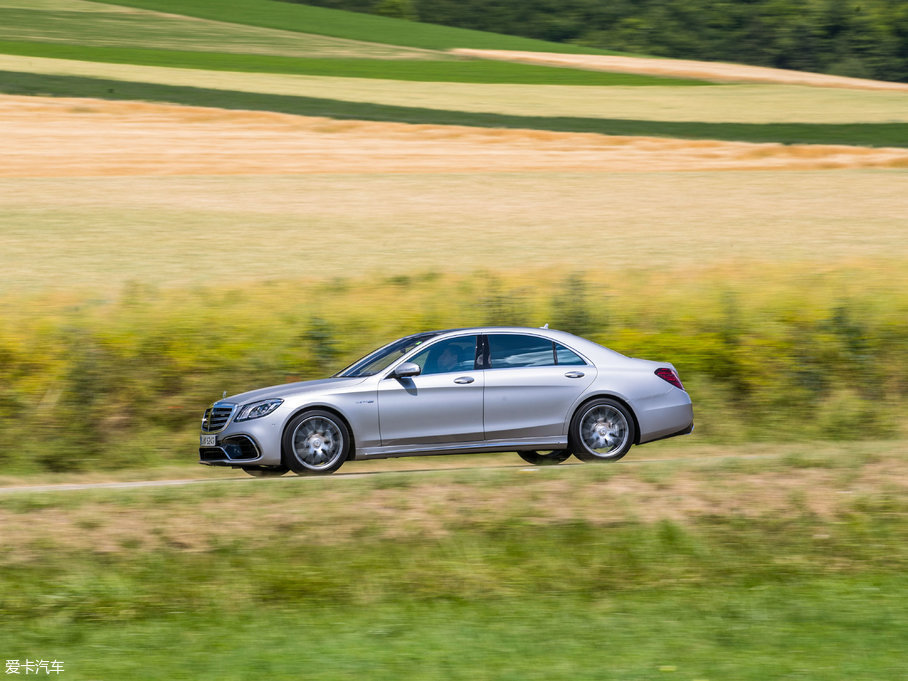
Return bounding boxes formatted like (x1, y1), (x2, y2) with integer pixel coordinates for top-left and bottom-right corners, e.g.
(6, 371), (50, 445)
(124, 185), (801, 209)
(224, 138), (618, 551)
(2, 0), (906, 147)
(288, 0), (908, 83)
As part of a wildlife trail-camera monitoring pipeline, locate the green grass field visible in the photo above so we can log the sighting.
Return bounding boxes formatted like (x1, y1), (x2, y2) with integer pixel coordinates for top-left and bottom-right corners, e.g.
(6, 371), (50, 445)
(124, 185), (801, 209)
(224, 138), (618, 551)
(2, 445), (906, 679)
(0, 0), (625, 56)
(87, 0), (621, 53)
(0, 42), (703, 85)
(0, 1), (449, 60)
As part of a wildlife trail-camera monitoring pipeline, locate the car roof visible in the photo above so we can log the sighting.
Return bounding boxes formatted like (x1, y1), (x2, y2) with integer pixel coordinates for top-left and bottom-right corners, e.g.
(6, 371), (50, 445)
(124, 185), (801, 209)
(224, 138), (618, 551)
(422, 326), (627, 362)
(428, 326), (577, 338)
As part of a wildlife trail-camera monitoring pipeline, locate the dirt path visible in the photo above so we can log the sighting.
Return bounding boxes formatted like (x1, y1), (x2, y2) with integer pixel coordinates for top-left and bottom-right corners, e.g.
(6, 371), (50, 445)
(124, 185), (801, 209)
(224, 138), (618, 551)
(0, 453), (782, 495)
(4, 95), (907, 178)
(453, 50), (908, 92)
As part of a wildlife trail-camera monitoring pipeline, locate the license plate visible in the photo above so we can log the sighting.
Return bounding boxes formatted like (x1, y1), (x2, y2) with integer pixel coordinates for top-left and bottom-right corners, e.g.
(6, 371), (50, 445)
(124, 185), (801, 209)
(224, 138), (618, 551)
(200, 434), (216, 447)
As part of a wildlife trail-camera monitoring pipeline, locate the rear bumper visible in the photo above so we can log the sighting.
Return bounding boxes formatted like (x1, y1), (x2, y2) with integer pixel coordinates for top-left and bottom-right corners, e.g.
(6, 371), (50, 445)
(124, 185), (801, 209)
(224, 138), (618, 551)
(636, 394), (694, 444)
(641, 420), (694, 445)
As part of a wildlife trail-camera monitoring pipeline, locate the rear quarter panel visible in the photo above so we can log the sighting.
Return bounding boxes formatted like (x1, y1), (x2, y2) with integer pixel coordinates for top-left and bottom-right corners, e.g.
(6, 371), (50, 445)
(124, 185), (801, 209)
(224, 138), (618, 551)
(568, 364), (693, 443)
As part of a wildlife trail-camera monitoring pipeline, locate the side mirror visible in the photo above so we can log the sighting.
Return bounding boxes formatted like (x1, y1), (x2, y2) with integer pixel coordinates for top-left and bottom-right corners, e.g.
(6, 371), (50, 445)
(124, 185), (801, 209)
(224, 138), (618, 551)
(391, 362), (421, 379)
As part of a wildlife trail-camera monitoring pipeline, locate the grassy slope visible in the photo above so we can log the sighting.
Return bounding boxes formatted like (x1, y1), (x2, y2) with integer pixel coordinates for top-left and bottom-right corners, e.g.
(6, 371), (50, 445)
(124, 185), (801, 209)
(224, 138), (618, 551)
(6, 0), (906, 144)
(2, 450), (906, 679)
(91, 0), (620, 53)
(0, 4), (452, 60)
(4, 71), (906, 146)
(0, 41), (702, 85)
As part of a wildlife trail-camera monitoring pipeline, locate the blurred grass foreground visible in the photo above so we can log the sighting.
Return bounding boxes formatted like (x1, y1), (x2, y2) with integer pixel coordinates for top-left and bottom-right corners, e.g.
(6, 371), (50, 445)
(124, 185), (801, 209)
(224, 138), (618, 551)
(1, 263), (905, 473)
(1, 444), (906, 679)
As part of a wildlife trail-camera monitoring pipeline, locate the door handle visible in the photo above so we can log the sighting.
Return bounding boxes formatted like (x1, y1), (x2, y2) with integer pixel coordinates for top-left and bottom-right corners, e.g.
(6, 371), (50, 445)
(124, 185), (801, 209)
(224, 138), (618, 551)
(453, 376), (475, 384)
(565, 371), (585, 378)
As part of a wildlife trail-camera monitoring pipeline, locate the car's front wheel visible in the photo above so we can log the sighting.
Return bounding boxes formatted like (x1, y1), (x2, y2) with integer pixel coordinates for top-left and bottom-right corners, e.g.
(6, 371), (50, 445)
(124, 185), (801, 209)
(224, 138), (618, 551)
(517, 450), (572, 466)
(570, 398), (635, 462)
(283, 410), (350, 475)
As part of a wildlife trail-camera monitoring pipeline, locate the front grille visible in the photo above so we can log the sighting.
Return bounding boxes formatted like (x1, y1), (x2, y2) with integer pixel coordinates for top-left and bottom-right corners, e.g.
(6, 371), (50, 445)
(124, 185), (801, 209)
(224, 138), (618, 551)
(201, 403), (235, 432)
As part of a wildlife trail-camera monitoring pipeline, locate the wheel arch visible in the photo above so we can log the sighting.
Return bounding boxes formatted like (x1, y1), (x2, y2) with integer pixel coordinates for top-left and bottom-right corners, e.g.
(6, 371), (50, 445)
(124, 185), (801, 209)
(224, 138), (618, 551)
(282, 403), (357, 459)
(570, 393), (641, 445)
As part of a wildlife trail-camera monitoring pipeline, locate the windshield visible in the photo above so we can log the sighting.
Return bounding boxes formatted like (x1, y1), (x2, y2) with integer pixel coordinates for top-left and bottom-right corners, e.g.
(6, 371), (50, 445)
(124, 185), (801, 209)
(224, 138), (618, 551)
(334, 332), (441, 378)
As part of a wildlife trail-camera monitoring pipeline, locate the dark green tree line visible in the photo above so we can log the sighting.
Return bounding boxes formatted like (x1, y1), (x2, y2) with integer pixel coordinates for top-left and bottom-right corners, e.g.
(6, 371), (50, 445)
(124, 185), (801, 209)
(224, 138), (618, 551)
(289, 0), (908, 82)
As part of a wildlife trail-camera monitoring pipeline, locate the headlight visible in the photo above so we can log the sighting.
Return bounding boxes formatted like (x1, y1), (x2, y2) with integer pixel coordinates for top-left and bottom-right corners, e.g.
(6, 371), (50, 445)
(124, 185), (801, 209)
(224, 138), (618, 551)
(234, 399), (284, 421)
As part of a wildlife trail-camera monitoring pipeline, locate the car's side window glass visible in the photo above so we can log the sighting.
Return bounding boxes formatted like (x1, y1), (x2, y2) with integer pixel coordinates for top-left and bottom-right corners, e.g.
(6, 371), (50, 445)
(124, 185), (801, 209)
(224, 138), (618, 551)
(487, 334), (557, 369)
(555, 342), (586, 366)
(409, 336), (478, 375)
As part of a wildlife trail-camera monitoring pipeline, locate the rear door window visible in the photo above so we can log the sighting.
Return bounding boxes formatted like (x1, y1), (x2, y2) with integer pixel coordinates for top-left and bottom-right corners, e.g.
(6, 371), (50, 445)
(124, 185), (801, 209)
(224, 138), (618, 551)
(487, 334), (557, 369)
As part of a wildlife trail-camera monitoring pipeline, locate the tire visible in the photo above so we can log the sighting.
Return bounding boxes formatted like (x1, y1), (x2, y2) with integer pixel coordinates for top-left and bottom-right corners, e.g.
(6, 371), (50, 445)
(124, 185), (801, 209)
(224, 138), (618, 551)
(570, 398), (635, 462)
(282, 410), (351, 475)
(242, 465), (289, 478)
(517, 450), (572, 466)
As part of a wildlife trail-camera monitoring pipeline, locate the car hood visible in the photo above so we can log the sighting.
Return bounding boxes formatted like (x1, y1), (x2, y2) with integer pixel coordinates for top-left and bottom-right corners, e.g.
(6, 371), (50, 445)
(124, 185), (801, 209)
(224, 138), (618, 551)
(225, 376), (368, 405)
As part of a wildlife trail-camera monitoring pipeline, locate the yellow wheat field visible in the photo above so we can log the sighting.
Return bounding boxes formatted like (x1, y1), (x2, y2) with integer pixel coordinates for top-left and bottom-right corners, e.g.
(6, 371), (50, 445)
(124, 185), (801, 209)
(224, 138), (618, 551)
(2, 93), (906, 293)
(3, 104), (907, 291)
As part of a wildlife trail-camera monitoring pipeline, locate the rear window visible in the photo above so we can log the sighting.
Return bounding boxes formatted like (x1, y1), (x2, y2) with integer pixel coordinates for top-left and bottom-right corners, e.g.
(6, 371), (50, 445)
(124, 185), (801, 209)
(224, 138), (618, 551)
(555, 342), (586, 365)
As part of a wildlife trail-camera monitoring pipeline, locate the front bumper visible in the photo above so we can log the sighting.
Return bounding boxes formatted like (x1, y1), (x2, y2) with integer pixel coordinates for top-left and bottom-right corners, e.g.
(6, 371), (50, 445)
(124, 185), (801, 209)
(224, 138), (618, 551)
(199, 434), (262, 465)
(198, 401), (286, 467)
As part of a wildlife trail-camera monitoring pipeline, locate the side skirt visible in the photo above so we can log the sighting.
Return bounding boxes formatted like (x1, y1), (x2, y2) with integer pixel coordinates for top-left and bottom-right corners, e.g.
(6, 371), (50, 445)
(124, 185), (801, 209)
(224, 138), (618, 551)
(356, 437), (568, 460)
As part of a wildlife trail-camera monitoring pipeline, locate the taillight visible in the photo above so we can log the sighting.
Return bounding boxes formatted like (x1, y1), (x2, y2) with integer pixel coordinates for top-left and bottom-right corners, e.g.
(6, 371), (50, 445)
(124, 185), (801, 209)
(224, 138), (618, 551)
(655, 367), (684, 390)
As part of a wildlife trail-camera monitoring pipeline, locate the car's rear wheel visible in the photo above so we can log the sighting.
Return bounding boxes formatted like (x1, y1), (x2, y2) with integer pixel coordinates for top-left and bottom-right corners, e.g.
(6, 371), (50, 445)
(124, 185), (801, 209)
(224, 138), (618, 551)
(517, 450), (572, 465)
(283, 410), (350, 475)
(570, 398), (635, 462)
(242, 465), (289, 477)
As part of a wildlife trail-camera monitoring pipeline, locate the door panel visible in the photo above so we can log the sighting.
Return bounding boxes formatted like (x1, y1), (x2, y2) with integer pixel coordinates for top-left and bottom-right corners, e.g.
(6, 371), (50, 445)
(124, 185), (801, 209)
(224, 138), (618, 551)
(482, 333), (596, 439)
(377, 371), (484, 446)
(377, 335), (483, 447)
(483, 366), (596, 439)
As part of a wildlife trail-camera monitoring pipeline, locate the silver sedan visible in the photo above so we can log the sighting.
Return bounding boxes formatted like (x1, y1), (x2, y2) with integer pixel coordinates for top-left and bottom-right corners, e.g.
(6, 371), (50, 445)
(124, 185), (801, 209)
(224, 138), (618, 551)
(199, 327), (693, 476)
